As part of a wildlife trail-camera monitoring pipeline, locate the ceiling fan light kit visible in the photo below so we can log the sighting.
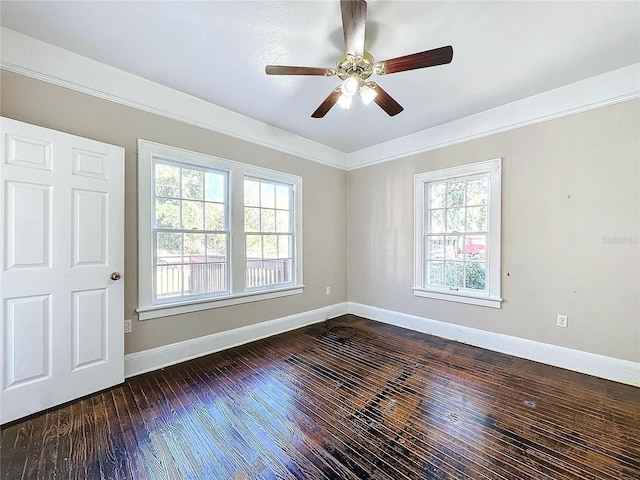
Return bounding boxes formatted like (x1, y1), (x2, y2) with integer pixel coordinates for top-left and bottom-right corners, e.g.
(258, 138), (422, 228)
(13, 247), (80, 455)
(340, 73), (360, 97)
(265, 0), (453, 118)
(359, 83), (377, 106)
(337, 92), (353, 109)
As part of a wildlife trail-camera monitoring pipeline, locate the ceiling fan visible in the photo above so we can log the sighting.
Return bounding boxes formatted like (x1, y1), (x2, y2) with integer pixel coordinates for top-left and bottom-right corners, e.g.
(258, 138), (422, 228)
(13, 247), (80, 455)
(265, 0), (453, 118)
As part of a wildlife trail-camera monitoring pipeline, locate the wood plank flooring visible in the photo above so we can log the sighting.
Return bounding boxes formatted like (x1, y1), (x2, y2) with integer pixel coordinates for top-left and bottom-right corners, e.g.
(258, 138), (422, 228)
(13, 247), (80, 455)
(2, 315), (639, 479)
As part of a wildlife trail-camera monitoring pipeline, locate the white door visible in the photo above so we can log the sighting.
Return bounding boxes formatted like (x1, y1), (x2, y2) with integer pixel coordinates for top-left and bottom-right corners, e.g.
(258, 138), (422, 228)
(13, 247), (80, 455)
(0, 117), (125, 424)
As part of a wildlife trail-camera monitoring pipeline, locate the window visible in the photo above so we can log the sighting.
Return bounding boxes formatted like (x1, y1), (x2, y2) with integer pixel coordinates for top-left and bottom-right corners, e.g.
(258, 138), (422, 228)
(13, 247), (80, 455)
(414, 159), (502, 308)
(244, 178), (294, 288)
(154, 161), (229, 302)
(138, 140), (303, 320)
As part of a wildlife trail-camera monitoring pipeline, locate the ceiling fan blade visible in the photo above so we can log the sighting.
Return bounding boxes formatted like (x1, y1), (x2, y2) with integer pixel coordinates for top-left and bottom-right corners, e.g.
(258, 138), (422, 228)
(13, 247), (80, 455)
(341, 0), (367, 57)
(266, 65), (335, 76)
(370, 83), (403, 116)
(376, 45), (453, 75)
(311, 88), (342, 118)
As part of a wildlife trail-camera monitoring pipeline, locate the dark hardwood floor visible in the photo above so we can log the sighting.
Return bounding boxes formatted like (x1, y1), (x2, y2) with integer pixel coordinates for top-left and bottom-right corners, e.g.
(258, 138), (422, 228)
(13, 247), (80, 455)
(2, 315), (639, 479)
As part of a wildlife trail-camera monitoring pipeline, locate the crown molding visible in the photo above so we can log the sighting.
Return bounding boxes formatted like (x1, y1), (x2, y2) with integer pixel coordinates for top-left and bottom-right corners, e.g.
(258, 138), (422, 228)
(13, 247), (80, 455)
(2, 27), (638, 172)
(0, 27), (348, 170)
(346, 63), (640, 170)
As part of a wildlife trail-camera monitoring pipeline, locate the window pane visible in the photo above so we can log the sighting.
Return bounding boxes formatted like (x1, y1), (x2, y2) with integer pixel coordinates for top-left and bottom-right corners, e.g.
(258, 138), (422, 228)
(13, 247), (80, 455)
(275, 185), (290, 210)
(183, 263), (227, 295)
(184, 233), (205, 262)
(429, 209), (444, 233)
(445, 262), (464, 287)
(205, 203), (225, 231)
(206, 263), (228, 293)
(246, 260), (280, 287)
(464, 234), (486, 260)
(446, 208), (464, 233)
(263, 235), (278, 259)
(183, 266), (203, 293)
(182, 168), (204, 200)
(155, 163), (180, 197)
(446, 181), (465, 207)
(277, 259), (292, 283)
(426, 236), (444, 260)
(245, 180), (260, 207)
(155, 198), (180, 229)
(182, 200), (204, 230)
(445, 235), (464, 260)
(156, 232), (182, 263)
(427, 261), (444, 286)
(466, 177), (488, 206)
(276, 210), (290, 233)
(246, 260), (263, 288)
(466, 206), (487, 232)
(465, 262), (486, 290)
(261, 209), (275, 233)
(205, 172), (225, 202)
(156, 265), (182, 298)
(429, 183), (446, 209)
(207, 234), (227, 260)
(183, 263), (202, 295)
(261, 183), (275, 208)
(262, 260), (278, 285)
(246, 235), (262, 259)
(244, 207), (260, 232)
(278, 235), (291, 258)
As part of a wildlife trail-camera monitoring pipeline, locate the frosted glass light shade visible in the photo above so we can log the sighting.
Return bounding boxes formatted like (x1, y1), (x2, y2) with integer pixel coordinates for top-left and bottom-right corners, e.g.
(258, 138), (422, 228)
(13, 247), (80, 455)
(341, 75), (360, 97)
(359, 83), (377, 105)
(338, 94), (353, 109)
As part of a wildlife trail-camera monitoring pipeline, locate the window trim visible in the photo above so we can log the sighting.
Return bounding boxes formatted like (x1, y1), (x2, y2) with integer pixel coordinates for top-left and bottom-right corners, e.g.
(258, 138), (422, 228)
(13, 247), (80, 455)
(137, 286), (304, 320)
(137, 139), (303, 320)
(414, 158), (502, 308)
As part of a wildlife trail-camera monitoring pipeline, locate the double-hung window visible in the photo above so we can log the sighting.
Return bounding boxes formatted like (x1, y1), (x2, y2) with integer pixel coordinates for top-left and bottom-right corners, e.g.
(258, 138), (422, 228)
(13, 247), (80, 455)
(414, 159), (502, 308)
(244, 178), (294, 288)
(137, 140), (303, 320)
(153, 160), (229, 302)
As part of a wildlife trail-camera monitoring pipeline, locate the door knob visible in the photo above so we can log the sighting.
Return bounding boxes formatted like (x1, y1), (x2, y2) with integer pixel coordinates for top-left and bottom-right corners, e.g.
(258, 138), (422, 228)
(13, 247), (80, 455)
(110, 272), (122, 281)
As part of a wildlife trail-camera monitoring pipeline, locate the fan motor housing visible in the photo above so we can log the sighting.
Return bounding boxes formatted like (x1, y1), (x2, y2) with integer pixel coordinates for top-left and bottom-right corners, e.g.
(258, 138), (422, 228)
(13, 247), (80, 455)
(336, 52), (375, 80)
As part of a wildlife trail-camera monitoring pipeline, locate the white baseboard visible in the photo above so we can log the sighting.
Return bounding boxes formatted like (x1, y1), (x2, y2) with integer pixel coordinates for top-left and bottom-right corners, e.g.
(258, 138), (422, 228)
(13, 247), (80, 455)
(125, 302), (348, 378)
(348, 302), (640, 387)
(125, 301), (639, 387)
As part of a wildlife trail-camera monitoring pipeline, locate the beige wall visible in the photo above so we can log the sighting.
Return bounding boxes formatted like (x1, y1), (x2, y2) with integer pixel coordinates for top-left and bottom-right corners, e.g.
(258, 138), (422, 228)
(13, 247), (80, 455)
(1, 71), (348, 354)
(3, 70), (638, 364)
(348, 99), (640, 363)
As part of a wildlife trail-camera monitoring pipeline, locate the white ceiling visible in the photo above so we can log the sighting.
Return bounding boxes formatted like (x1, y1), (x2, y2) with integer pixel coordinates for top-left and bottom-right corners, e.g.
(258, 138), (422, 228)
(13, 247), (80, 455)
(1, 1), (639, 153)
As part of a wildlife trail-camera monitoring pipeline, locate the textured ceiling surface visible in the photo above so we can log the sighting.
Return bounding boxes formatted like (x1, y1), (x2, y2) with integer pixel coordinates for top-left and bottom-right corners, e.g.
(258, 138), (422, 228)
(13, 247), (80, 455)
(1, 1), (639, 152)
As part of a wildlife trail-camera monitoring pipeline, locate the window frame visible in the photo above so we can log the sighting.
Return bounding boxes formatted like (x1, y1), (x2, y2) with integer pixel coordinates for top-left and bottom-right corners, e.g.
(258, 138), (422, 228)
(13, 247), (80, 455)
(137, 140), (303, 320)
(152, 158), (230, 304)
(243, 176), (296, 291)
(413, 158), (502, 308)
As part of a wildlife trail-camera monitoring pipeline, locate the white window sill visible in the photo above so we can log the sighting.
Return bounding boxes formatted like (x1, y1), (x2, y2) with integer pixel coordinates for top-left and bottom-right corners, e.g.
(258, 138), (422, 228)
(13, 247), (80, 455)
(413, 287), (502, 309)
(137, 285), (304, 320)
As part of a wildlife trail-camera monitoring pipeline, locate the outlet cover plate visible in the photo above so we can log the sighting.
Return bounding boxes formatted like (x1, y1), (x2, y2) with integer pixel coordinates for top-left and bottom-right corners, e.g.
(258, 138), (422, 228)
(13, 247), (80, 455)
(556, 314), (568, 328)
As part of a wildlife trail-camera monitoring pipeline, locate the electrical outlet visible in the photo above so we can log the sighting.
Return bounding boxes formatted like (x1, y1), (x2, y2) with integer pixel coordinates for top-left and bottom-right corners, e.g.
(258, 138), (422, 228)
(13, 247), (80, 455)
(556, 314), (568, 328)
(326, 286), (331, 295)
(124, 319), (132, 334)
